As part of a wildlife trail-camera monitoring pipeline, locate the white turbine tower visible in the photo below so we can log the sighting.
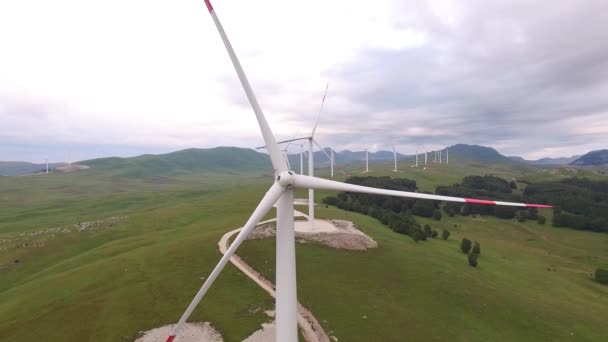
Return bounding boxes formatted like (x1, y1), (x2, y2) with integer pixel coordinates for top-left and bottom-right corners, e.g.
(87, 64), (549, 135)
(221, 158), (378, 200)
(392, 145), (398, 172)
(330, 149), (335, 177)
(446, 147), (449, 164)
(364, 148), (369, 173)
(415, 149), (419, 168)
(166, 2), (553, 341)
(299, 143), (305, 175)
(46, 157), (49, 174)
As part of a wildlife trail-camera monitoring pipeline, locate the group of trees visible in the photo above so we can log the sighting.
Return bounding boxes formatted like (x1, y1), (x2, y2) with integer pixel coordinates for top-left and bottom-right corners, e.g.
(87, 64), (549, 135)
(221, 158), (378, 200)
(524, 177), (608, 233)
(596, 268), (608, 285)
(323, 176), (450, 242)
(461, 238), (481, 267)
(437, 175), (534, 220)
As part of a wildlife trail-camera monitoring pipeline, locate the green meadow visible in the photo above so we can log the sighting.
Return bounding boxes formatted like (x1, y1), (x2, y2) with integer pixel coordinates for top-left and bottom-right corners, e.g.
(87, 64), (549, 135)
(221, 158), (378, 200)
(1, 156), (607, 341)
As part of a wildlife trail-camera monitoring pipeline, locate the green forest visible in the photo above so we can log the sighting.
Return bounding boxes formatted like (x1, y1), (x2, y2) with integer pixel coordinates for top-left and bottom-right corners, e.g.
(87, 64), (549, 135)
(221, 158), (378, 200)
(524, 177), (608, 233)
(324, 175), (608, 234)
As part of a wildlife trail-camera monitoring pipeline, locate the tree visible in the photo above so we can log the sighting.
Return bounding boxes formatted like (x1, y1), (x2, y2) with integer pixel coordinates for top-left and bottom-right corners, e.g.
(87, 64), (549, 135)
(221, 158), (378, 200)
(494, 206), (516, 219)
(433, 210), (442, 221)
(411, 226), (425, 243)
(431, 230), (438, 238)
(447, 207), (456, 217)
(527, 208), (539, 220)
(516, 211), (527, 222)
(509, 180), (517, 189)
(423, 224), (432, 237)
(537, 215), (546, 224)
(468, 253), (479, 267)
(461, 238), (472, 253)
(471, 241), (481, 255)
(441, 229), (451, 240)
(412, 200), (435, 217)
(595, 268), (608, 285)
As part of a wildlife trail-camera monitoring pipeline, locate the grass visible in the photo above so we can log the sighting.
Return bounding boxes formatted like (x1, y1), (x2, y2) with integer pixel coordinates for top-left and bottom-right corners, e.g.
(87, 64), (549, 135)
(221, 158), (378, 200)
(0, 161), (607, 341)
(237, 200), (608, 341)
(0, 170), (275, 341)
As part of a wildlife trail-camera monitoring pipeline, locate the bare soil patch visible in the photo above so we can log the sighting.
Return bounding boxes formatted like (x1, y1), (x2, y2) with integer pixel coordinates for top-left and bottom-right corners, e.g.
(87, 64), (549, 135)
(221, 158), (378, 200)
(248, 219), (377, 251)
(135, 322), (223, 342)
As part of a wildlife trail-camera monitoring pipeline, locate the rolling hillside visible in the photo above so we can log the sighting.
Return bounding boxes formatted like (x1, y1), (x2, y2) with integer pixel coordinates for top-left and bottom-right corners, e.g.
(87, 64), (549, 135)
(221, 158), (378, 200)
(569, 149), (608, 166)
(1, 148), (607, 341)
(80, 147), (271, 177)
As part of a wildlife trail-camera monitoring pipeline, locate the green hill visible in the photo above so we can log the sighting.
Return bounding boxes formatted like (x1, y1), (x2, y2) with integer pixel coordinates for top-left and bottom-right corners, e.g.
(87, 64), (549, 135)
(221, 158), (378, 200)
(447, 144), (513, 163)
(1, 157), (607, 341)
(570, 149), (608, 166)
(81, 147), (271, 177)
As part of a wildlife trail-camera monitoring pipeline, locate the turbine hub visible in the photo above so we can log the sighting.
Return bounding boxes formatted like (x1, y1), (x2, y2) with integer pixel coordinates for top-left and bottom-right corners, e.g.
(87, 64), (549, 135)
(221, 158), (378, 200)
(277, 170), (296, 189)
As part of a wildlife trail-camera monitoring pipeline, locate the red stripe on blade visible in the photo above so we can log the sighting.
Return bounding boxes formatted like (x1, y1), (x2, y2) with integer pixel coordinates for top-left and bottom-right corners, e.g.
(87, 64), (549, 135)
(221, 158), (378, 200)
(465, 198), (496, 205)
(166, 336), (176, 342)
(525, 204), (553, 208)
(204, 0), (213, 12)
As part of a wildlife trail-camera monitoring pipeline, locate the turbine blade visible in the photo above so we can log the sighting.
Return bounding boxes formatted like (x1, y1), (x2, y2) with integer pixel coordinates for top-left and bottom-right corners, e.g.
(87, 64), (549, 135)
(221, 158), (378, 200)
(166, 182), (285, 341)
(203, 0), (286, 173)
(312, 139), (332, 161)
(284, 130), (301, 151)
(294, 175), (552, 208)
(311, 83), (329, 138)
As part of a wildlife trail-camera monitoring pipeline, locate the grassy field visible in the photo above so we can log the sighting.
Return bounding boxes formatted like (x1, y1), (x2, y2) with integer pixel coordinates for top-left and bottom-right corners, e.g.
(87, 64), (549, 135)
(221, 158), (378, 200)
(0, 170), (277, 341)
(1, 162), (607, 341)
(238, 206), (608, 341)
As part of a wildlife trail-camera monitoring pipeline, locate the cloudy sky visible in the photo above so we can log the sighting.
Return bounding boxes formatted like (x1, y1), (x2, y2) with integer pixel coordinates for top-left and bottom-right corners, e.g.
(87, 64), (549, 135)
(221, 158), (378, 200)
(1, 0), (607, 163)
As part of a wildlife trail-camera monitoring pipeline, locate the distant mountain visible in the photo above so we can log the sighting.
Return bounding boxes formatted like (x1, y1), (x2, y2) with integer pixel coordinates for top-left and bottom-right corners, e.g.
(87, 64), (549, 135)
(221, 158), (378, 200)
(0, 161), (65, 176)
(80, 147), (271, 177)
(569, 150), (608, 166)
(444, 144), (512, 163)
(509, 155), (580, 166)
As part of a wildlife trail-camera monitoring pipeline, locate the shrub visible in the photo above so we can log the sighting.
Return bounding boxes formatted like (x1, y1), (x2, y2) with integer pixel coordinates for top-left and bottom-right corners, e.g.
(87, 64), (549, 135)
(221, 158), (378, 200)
(447, 208), (456, 217)
(423, 224), (432, 237)
(468, 253), (479, 267)
(412, 200), (435, 217)
(433, 210), (442, 221)
(494, 206), (516, 219)
(461, 238), (472, 254)
(461, 205), (471, 216)
(471, 241), (481, 255)
(411, 226), (425, 243)
(441, 229), (451, 240)
(595, 268), (608, 285)
(431, 230), (438, 238)
(537, 215), (546, 224)
(516, 211), (527, 222)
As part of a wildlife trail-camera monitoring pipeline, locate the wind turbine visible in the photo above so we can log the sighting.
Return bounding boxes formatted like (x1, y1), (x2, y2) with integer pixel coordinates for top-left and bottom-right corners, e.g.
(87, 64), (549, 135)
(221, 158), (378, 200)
(446, 147), (449, 164)
(330, 149), (335, 177)
(392, 145), (398, 172)
(362, 148), (370, 173)
(46, 157), (49, 174)
(258, 84), (332, 228)
(299, 143), (305, 175)
(166, 2), (552, 341)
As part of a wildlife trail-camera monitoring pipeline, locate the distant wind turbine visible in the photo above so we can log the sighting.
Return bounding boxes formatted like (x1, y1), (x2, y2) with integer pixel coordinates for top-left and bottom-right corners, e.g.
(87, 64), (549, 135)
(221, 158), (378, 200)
(392, 145), (398, 172)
